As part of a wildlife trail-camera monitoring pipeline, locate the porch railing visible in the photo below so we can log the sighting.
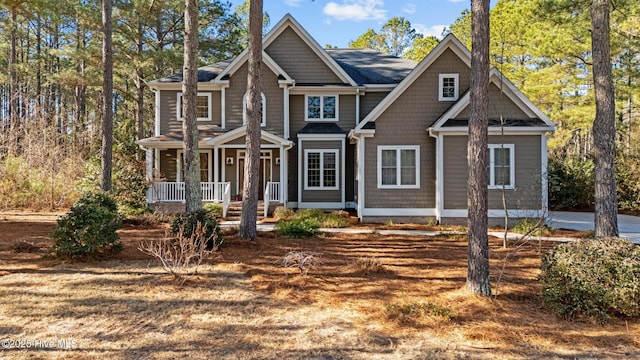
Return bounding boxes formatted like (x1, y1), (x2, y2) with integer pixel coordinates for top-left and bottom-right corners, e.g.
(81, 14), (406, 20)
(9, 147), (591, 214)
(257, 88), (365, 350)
(149, 182), (230, 203)
(264, 181), (280, 218)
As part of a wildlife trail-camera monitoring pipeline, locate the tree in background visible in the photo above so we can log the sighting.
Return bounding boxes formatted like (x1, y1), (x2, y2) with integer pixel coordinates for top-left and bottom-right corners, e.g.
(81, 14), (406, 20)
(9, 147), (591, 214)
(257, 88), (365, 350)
(101, 0), (113, 192)
(235, 0), (270, 49)
(591, 0), (619, 237)
(467, 0), (491, 296)
(380, 16), (416, 56)
(404, 34), (439, 62)
(349, 17), (423, 58)
(239, 0), (263, 240)
(181, 0), (202, 212)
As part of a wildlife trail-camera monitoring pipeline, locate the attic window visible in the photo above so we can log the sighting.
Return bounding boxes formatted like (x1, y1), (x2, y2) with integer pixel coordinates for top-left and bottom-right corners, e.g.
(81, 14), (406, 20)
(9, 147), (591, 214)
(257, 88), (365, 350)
(438, 74), (459, 101)
(243, 92), (266, 127)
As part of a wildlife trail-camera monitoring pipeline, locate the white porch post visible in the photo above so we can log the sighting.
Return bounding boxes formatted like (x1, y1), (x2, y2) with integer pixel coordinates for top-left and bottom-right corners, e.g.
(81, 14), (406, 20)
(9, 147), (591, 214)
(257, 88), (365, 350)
(280, 145), (286, 204)
(214, 146), (219, 201)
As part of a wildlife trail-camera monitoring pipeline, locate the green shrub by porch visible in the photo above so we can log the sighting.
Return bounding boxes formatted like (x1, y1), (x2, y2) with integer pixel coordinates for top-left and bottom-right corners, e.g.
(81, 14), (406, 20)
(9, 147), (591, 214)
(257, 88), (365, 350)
(171, 209), (222, 249)
(276, 218), (319, 237)
(540, 238), (640, 323)
(51, 193), (122, 257)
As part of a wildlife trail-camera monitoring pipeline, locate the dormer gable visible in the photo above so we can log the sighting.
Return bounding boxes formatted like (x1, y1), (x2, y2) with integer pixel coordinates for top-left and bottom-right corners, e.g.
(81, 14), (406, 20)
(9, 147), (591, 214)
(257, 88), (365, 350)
(262, 14), (356, 86)
(353, 34), (471, 134)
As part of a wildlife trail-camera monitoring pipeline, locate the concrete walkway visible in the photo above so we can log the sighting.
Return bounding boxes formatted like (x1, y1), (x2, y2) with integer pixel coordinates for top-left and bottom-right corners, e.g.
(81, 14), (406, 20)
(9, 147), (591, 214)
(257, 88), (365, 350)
(221, 211), (640, 244)
(547, 211), (640, 244)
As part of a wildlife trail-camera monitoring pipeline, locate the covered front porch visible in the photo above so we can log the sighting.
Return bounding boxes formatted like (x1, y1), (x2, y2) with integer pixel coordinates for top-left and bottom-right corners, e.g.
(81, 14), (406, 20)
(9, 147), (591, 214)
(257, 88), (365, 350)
(137, 126), (293, 217)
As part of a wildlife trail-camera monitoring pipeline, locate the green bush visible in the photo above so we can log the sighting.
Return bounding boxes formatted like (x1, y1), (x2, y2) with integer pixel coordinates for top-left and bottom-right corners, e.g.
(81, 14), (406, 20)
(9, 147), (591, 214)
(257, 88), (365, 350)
(276, 218), (319, 237)
(547, 156), (594, 210)
(540, 238), (640, 323)
(51, 193), (122, 257)
(171, 209), (222, 249)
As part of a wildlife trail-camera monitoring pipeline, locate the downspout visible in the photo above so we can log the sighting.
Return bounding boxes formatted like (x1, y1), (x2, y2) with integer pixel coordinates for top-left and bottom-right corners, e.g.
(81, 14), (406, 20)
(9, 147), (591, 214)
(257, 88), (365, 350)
(428, 128), (442, 223)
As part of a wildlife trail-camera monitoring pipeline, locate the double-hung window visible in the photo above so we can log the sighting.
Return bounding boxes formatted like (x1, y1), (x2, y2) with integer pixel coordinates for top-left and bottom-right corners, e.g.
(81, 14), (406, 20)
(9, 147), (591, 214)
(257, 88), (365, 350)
(487, 144), (515, 189)
(438, 74), (459, 101)
(377, 146), (420, 189)
(243, 92), (266, 126)
(304, 149), (338, 190)
(176, 92), (212, 121)
(306, 95), (338, 121)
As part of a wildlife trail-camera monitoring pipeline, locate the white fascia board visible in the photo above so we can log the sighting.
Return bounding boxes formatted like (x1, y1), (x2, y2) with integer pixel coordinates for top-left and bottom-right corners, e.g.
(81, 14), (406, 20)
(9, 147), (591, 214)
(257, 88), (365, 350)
(362, 84), (397, 92)
(432, 127), (554, 135)
(296, 133), (346, 140)
(355, 34), (471, 132)
(288, 86), (358, 95)
(149, 82), (221, 91)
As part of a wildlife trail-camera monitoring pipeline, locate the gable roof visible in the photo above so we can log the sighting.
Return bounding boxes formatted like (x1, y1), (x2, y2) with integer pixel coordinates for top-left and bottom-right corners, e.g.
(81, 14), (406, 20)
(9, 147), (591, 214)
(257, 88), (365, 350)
(326, 49), (416, 85)
(150, 60), (232, 85)
(261, 14), (357, 86)
(214, 50), (294, 84)
(206, 126), (293, 147)
(430, 68), (555, 132)
(353, 34), (472, 133)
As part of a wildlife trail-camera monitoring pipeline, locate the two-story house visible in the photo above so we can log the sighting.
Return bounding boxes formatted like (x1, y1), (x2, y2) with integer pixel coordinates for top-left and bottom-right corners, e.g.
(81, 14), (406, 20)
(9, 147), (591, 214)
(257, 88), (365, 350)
(137, 14), (555, 224)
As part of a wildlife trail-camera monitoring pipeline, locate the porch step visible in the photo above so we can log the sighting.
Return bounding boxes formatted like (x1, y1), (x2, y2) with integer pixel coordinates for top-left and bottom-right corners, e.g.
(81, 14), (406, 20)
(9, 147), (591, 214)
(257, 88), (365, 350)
(223, 202), (266, 221)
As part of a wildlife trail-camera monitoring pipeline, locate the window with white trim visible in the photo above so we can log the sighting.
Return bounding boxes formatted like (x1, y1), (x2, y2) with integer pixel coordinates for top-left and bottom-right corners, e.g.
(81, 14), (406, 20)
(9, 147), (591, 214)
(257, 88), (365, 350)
(177, 150), (211, 182)
(305, 95), (338, 121)
(176, 92), (212, 121)
(243, 92), (266, 126)
(438, 73), (459, 101)
(487, 144), (515, 189)
(304, 149), (338, 190)
(377, 146), (420, 188)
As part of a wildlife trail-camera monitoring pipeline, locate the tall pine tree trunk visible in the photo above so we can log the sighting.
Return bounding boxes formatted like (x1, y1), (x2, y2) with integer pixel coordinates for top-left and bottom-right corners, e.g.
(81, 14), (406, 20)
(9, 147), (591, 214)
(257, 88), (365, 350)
(467, 0), (491, 296)
(9, 7), (18, 155)
(101, 0), (114, 192)
(239, 0), (263, 240)
(591, 0), (619, 237)
(182, 0), (202, 212)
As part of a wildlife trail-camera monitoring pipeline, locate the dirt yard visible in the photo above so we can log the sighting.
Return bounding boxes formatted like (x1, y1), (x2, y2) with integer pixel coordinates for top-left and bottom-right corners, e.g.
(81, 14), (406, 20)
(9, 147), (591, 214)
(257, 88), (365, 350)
(0, 213), (638, 359)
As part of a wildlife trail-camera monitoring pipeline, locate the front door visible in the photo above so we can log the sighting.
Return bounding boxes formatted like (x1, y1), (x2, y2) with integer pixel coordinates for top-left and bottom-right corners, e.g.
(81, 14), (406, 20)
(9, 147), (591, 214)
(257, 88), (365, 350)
(237, 150), (272, 200)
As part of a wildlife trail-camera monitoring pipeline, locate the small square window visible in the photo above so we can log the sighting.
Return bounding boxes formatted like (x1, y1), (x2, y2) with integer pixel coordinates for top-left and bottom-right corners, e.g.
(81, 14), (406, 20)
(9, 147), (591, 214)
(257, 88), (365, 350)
(438, 74), (459, 101)
(177, 92), (212, 121)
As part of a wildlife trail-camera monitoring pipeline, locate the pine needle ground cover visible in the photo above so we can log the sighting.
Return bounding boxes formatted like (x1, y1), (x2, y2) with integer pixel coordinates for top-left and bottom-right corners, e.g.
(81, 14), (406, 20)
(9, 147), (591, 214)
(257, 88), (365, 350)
(0, 213), (638, 359)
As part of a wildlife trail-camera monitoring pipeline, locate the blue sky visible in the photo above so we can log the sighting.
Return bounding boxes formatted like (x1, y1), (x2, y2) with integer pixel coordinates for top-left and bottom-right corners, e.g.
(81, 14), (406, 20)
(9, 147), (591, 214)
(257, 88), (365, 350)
(227, 0), (471, 48)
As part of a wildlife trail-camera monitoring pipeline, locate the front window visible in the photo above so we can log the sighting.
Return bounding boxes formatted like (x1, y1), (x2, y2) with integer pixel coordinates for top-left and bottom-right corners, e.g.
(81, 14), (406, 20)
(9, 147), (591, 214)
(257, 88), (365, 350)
(487, 144), (515, 189)
(438, 74), (459, 101)
(177, 92), (212, 121)
(304, 149), (338, 190)
(377, 146), (420, 188)
(177, 150), (211, 182)
(243, 92), (266, 126)
(306, 95), (338, 121)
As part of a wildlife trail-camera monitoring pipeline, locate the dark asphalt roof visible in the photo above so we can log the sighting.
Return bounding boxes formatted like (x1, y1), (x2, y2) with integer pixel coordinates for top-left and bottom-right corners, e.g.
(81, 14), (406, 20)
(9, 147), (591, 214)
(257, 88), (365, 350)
(327, 48), (417, 85)
(298, 122), (347, 134)
(152, 60), (233, 83)
(151, 49), (416, 85)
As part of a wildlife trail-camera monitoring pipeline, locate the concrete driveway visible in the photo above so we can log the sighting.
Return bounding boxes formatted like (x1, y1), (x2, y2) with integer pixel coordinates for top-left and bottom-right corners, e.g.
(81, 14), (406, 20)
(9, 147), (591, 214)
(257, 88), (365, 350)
(547, 211), (640, 244)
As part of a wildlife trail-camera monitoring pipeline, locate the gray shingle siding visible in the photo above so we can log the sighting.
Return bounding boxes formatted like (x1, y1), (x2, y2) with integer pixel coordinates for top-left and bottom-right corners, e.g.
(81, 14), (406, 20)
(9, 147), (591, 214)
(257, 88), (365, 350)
(442, 135), (542, 210)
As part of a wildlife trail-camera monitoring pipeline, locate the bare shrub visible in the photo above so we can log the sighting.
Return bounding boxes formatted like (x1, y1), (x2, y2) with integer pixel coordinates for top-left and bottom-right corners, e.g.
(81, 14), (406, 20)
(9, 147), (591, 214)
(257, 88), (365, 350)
(138, 222), (220, 284)
(351, 257), (388, 275)
(281, 251), (322, 275)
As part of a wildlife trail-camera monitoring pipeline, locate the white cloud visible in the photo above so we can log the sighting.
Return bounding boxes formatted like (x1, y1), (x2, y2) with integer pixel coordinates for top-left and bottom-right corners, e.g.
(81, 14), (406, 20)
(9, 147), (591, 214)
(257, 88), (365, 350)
(285, 0), (304, 6)
(402, 3), (416, 14)
(323, 0), (387, 21)
(414, 24), (447, 39)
